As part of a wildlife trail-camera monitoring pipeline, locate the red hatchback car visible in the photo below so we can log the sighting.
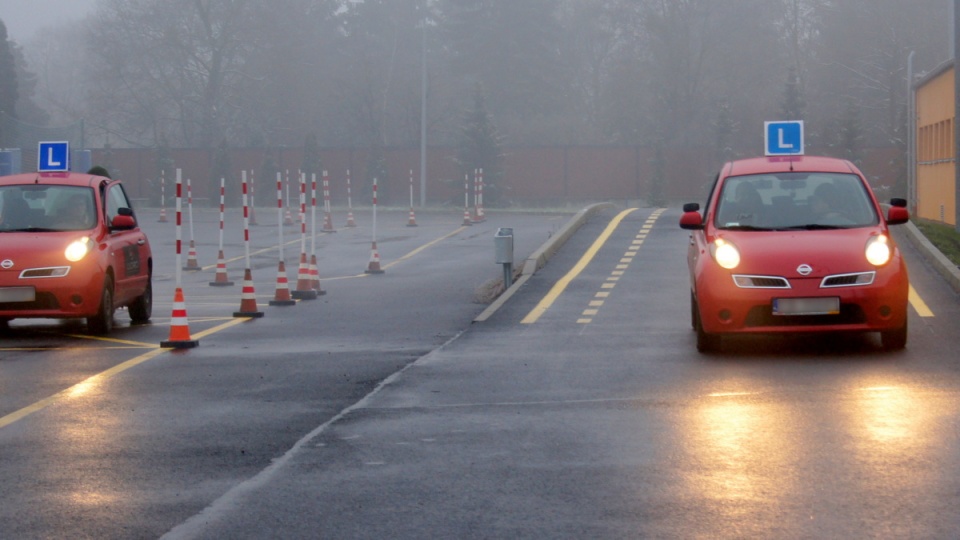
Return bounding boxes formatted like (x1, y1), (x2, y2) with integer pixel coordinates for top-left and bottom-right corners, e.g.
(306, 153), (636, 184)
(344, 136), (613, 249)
(0, 171), (152, 334)
(680, 156), (909, 353)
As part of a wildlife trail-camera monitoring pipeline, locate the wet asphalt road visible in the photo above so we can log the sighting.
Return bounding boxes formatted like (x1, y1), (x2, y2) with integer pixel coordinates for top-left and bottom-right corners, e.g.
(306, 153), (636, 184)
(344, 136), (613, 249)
(3, 205), (960, 538)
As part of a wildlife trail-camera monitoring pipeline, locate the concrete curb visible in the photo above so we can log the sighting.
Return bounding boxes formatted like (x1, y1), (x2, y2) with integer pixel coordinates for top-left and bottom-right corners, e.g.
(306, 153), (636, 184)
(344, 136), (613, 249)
(901, 221), (960, 294)
(473, 203), (617, 322)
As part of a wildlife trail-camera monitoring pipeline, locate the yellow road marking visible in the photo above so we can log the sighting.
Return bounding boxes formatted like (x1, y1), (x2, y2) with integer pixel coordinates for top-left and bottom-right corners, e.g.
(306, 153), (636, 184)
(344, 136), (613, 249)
(521, 208), (637, 324)
(0, 317), (251, 430)
(909, 285), (934, 317)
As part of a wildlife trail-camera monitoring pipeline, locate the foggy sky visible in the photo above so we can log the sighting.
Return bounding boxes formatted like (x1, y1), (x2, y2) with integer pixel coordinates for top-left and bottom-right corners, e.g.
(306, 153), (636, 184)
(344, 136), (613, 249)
(0, 0), (96, 42)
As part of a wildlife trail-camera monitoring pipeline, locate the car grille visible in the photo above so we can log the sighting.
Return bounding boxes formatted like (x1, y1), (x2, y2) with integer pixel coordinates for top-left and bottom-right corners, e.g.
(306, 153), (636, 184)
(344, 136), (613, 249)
(744, 304), (866, 328)
(821, 272), (875, 288)
(0, 292), (60, 311)
(733, 275), (790, 288)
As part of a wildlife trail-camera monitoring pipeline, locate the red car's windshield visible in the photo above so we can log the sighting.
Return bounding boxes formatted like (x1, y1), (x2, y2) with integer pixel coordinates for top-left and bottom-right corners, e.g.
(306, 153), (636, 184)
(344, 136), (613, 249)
(0, 185), (97, 232)
(714, 172), (879, 230)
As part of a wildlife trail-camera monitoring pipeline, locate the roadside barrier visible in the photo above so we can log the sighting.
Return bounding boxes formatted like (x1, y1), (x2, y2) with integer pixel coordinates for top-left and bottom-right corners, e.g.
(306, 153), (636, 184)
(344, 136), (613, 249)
(269, 260), (297, 306)
(234, 171), (264, 318)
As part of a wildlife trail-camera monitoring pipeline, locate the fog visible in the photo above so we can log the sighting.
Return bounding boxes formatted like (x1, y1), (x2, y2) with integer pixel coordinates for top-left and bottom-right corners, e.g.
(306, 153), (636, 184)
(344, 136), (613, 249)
(0, 0), (95, 41)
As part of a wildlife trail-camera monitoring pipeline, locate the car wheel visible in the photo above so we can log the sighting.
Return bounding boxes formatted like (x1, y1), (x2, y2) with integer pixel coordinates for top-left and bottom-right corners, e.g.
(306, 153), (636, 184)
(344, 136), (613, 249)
(880, 319), (907, 351)
(690, 291), (697, 329)
(129, 274), (153, 324)
(87, 276), (114, 335)
(693, 297), (721, 353)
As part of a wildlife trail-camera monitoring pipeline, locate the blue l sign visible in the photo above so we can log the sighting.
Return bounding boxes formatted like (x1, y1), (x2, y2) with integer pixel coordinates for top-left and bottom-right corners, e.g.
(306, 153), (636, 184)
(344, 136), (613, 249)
(764, 121), (804, 156)
(38, 141), (70, 172)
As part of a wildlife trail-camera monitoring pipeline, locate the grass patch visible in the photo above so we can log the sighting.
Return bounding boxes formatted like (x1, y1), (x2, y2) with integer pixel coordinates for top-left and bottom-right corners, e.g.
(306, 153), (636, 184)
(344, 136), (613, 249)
(913, 218), (960, 267)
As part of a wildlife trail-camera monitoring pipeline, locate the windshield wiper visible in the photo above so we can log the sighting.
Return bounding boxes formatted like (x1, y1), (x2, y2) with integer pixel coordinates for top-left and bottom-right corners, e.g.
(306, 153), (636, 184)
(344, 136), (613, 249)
(0, 227), (60, 233)
(721, 224), (772, 231)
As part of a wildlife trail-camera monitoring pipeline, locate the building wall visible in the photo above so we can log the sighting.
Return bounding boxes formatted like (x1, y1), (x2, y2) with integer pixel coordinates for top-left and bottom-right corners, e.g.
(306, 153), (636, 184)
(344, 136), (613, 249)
(916, 64), (958, 225)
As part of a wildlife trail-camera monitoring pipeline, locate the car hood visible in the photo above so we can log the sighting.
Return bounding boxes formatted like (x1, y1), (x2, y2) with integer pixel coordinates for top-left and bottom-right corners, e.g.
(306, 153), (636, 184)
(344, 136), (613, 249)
(716, 227), (889, 278)
(0, 231), (91, 271)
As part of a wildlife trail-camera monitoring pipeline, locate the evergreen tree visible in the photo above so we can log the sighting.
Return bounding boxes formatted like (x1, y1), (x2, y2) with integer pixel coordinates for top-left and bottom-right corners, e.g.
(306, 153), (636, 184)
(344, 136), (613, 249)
(835, 98), (863, 165)
(779, 66), (805, 120)
(0, 20), (19, 147)
(456, 83), (504, 206)
(714, 101), (735, 163)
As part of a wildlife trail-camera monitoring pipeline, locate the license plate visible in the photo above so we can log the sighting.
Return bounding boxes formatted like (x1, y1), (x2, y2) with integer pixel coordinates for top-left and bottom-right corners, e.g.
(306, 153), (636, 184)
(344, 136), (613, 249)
(772, 297), (840, 316)
(0, 287), (36, 303)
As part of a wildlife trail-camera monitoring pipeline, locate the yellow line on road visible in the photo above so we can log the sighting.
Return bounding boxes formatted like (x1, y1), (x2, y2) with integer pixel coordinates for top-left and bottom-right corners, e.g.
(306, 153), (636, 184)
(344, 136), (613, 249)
(0, 317), (250, 430)
(521, 208), (637, 324)
(383, 226), (468, 270)
(909, 285), (934, 317)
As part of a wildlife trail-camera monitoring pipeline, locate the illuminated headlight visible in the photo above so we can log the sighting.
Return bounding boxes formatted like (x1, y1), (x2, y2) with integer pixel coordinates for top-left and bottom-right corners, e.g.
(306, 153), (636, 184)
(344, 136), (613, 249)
(712, 238), (741, 270)
(865, 234), (891, 266)
(65, 237), (95, 262)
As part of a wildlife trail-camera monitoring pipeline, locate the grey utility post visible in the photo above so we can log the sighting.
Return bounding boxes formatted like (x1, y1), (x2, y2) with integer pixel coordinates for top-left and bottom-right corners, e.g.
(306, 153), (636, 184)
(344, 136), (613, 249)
(494, 227), (514, 289)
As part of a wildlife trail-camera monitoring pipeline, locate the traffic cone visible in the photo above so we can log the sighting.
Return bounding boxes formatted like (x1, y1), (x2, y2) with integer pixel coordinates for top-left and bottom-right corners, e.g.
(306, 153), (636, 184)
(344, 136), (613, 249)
(406, 207), (418, 227)
(309, 253), (326, 295)
(292, 252), (318, 300)
(365, 242), (385, 274)
(462, 207), (473, 226)
(283, 208), (294, 226)
(158, 207), (169, 223)
(322, 211), (336, 233)
(160, 287), (199, 348)
(184, 240), (200, 270)
(345, 210), (357, 228)
(209, 250), (234, 286)
(233, 268), (264, 318)
(269, 260), (297, 306)
(249, 205), (259, 226)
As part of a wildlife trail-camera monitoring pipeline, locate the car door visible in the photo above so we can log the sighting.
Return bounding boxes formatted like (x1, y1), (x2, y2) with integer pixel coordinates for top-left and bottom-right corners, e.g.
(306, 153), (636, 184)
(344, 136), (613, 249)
(104, 181), (149, 303)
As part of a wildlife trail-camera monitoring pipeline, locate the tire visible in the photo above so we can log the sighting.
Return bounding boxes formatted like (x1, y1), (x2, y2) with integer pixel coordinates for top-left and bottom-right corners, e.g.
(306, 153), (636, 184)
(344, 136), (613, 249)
(881, 319), (907, 351)
(693, 297), (721, 353)
(87, 276), (114, 335)
(129, 274), (152, 324)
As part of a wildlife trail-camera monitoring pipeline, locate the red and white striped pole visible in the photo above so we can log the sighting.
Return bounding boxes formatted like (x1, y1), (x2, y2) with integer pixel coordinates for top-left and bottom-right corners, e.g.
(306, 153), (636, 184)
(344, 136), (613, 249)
(161, 168), (198, 348)
(234, 170), (264, 318)
(293, 172), (317, 300)
(477, 167), (486, 222)
(184, 177), (200, 269)
(462, 172), (473, 226)
(210, 177), (233, 286)
(322, 170), (335, 232)
(271, 172), (295, 306)
(365, 178), (384, 274)
(249, 169), (259, 225)
(345, 169), (357, 227)
(158, 170), (169, 222)
(310, 173), (326, 294)
(407, 168), (418, 227)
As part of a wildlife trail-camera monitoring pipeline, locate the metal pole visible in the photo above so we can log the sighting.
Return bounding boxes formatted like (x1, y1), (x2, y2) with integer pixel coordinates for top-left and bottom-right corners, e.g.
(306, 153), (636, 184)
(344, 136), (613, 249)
(420, 6), (427, 207)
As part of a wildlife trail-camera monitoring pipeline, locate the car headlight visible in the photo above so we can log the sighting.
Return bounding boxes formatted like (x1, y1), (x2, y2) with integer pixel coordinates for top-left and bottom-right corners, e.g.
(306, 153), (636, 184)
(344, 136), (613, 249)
(865, 234), (891, 266)
(712, 238), (741, 270)
(65, 237), (95, 262)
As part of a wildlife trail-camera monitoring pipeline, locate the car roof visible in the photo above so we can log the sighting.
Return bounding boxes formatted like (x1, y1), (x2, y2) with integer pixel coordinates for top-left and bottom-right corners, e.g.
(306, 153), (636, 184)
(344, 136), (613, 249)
(0, 172), (110, 188)
(723, 155), (860, 177)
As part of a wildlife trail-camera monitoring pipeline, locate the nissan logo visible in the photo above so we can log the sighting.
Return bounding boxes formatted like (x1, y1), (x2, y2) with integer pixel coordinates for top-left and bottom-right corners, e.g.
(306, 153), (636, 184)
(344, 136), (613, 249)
(797, 264), (813, 276)
(1, 259), (12, 269)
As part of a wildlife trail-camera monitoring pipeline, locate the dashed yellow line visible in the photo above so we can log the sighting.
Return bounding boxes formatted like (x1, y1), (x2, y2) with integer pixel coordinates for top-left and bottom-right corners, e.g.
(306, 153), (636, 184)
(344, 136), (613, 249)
(521, 208), (638, 324)
(909, 285), (934, 317)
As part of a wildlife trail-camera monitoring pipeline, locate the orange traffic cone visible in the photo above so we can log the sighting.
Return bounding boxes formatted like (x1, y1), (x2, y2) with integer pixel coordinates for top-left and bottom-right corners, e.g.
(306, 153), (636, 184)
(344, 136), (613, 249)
(160, 287), (199, 348)
(345, 211), (357, 228)
(309, 253), (326, 295)
(184, 240), (200, 270)
(209, 250), (234, 286)
(233, 268), (264, 318)
(269, 260), (297, 306)
(292, 252), (318, 300)
(462, 207), (473, 226)
(365, 242), (385, 274)
(158, 207), (169, 223)
(322, 212), (336, 233)
(283, 208), (294, 226)
(407, 207), (418, 227)
(249, 205), (259, 226)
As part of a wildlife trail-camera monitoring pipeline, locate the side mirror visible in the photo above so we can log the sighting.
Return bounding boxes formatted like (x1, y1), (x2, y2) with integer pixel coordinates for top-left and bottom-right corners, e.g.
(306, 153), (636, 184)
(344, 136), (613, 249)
(679, 203), (704, 230)
(886, 206), (909, 226)
(111, 212), (137, 230)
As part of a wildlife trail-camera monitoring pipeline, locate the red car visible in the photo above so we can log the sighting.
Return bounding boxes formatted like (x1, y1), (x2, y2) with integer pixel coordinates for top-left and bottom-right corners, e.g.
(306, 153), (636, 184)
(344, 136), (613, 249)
(0, 171), (152, 334)
(679, 155), (910, 353)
